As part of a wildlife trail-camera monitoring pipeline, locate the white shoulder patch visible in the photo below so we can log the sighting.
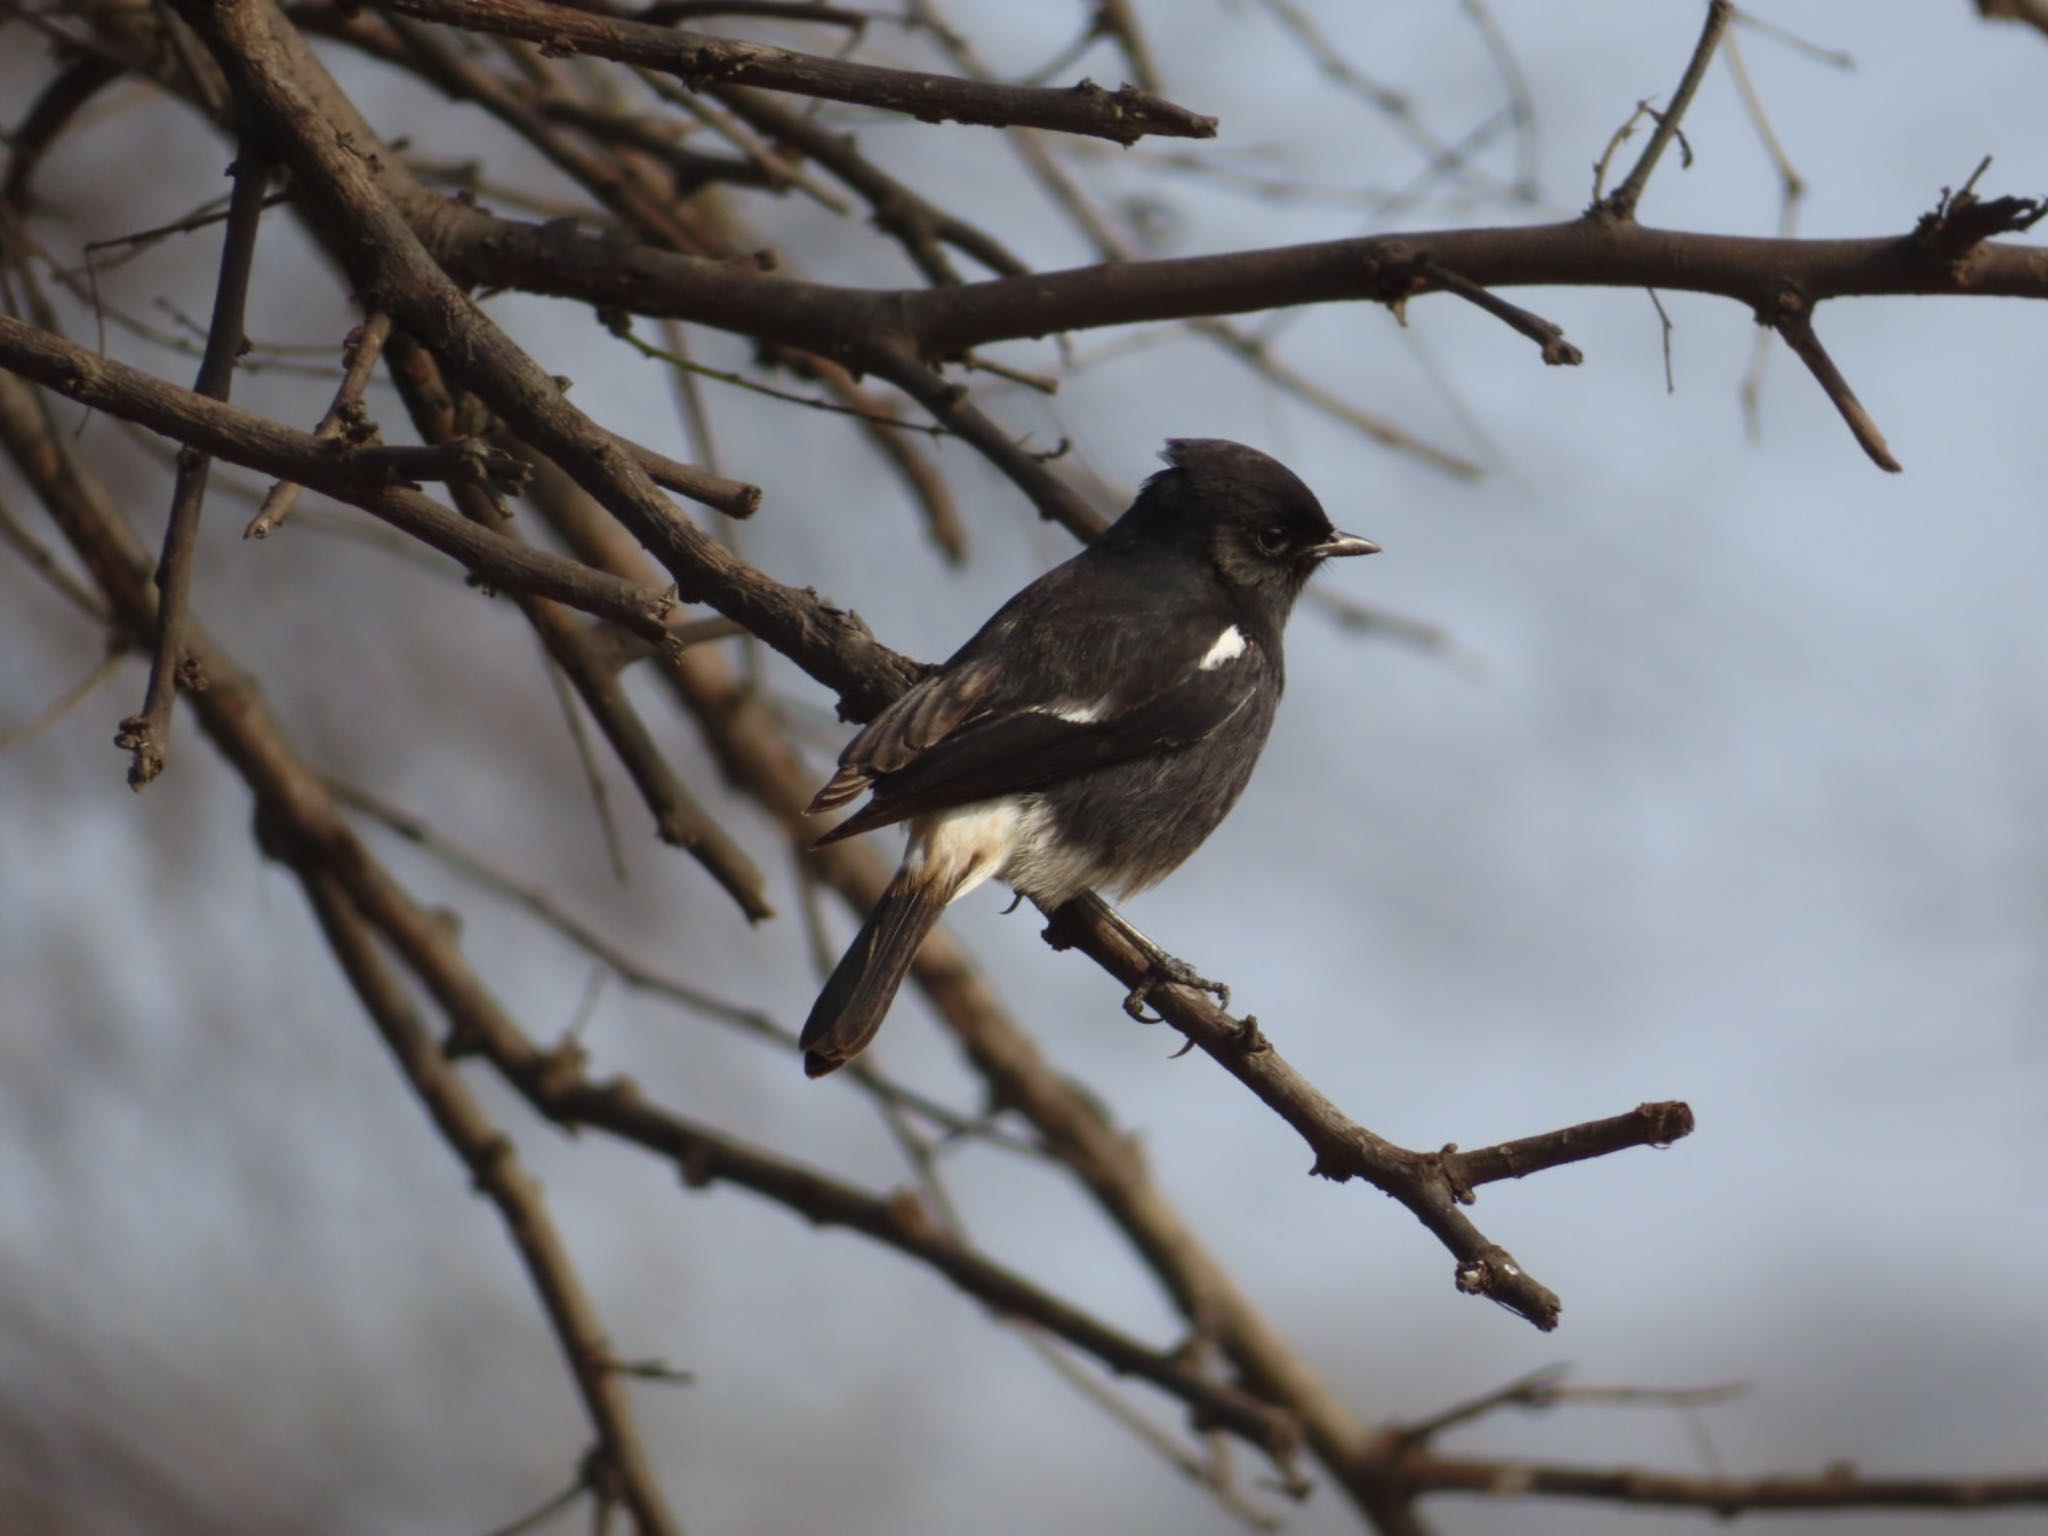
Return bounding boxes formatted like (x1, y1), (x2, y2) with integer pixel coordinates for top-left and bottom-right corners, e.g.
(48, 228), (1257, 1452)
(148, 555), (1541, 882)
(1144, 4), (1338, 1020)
(1198, 625), (1248, 670)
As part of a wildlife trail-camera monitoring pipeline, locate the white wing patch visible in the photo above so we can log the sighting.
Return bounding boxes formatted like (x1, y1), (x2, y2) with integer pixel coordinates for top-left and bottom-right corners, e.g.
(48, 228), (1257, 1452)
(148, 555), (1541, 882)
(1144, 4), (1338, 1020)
(1198, 625), (1248, 670)
(1034, 700), (1106, 724)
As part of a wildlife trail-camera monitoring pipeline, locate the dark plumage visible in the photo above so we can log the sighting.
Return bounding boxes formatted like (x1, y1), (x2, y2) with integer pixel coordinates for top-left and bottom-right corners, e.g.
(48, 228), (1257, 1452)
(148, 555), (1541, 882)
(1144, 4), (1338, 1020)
(800, 438), (1376, 1077)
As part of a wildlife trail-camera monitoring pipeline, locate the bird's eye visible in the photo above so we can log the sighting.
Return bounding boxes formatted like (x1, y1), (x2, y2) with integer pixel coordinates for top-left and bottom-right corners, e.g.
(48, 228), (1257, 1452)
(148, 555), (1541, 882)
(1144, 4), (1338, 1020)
(1255, 522), (1290, 555)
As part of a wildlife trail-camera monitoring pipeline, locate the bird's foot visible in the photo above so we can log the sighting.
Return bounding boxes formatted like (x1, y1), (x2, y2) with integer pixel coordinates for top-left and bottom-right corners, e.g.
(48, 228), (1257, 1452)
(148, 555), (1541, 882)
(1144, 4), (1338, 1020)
(1122, 953), (1230, 1022)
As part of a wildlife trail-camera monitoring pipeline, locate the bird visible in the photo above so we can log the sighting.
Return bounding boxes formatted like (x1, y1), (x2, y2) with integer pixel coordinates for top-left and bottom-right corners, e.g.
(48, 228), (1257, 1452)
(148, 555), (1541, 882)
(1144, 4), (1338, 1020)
(798, 438), (1377, 1078)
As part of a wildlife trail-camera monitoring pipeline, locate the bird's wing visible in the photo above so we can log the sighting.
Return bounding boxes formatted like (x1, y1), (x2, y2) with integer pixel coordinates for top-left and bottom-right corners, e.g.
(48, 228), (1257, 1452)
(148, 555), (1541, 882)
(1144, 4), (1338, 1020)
(811, 655), (1264, 844)
(807, 656), (1003, 814)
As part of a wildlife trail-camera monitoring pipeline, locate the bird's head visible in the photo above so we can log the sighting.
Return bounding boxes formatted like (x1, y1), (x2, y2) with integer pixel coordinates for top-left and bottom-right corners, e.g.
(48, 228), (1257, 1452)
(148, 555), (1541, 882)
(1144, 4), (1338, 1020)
(1115, 438), (1378, 614)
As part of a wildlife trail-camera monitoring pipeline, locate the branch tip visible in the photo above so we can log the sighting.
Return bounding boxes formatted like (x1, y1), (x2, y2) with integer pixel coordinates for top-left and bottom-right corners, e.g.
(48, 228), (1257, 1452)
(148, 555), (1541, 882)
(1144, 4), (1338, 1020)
(1420, 257), (1583, 366)
(1599, 0), (1733, 220)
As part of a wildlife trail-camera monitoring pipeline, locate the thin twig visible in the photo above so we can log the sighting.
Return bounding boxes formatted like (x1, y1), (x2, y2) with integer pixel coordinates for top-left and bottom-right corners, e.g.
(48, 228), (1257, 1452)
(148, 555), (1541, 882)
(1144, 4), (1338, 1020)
(543, 646), (633, 883)
(1600, 0), (1734, 221)
(1589, 101), (1654, 206)
(1441, 1101), (1696, 1196)
(1724, 25), (1806, 442)
(478, 1468), (591, 1536)
(1646, 288), (1676, 393)
(1730, 5), (1856, 69)
(373, 0), (1217, 144)
(1397, 1366), (1744, 1445)
(1419, 257), (1583, 366)
(0, 647), (125, 752)
(1255, 0), (1530, 205)
(610, 320), (948, 437)
(118, 141), (269, 788)
(0, 495), (109, 621)
(247, 311), (393, 538)
(1460, 0), (1538, 198)
(76, 188), (296, 274)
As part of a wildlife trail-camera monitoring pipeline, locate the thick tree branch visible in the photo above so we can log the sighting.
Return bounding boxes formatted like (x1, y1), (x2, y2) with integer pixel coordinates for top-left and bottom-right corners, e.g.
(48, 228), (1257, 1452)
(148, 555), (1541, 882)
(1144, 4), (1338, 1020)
(428, 200), (2048, 474)
(417, 197), (2048, 362)
(372, 0), (1216, 144)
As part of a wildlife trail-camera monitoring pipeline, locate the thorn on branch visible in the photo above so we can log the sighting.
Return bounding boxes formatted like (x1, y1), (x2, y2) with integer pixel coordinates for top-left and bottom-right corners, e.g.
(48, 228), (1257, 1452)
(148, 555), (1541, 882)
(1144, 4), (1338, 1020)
(1763, 297), (1902, 473)
(597, 1355), (698, 1387)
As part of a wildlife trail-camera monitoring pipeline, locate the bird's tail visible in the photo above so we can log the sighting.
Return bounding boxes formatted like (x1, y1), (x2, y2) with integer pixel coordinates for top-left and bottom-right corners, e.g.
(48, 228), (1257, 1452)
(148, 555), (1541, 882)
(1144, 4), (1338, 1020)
(801, 871), (950, 1078)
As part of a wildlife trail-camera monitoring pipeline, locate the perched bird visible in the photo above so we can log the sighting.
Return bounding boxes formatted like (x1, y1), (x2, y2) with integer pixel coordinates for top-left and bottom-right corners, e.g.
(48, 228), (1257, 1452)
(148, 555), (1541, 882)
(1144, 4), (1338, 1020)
(800, 439), (1377, 1077)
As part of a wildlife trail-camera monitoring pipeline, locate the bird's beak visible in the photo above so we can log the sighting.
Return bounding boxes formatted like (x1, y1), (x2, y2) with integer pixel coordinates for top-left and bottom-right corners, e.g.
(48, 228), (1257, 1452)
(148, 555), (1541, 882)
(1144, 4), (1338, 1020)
(1310, 531), (1380, 559)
